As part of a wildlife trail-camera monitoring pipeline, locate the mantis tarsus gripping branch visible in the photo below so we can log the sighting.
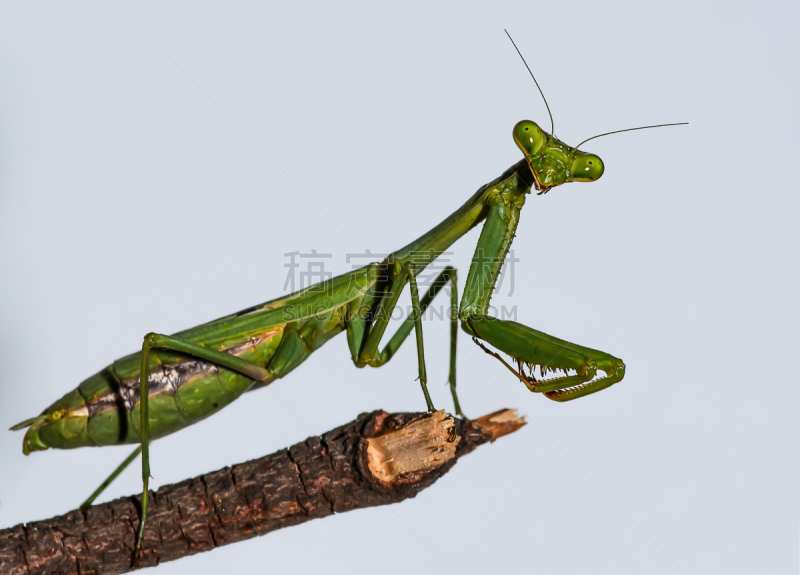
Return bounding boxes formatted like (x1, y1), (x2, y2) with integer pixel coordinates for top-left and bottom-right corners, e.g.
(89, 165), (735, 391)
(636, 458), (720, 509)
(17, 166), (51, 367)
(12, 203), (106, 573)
(10, 32), (687, 565)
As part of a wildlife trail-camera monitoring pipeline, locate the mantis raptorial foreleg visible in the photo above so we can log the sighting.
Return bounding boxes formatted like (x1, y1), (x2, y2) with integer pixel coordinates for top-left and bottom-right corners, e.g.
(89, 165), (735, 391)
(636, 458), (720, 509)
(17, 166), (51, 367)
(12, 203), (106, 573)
(467, 317), (625, 401)
(457, 191), (625, 403)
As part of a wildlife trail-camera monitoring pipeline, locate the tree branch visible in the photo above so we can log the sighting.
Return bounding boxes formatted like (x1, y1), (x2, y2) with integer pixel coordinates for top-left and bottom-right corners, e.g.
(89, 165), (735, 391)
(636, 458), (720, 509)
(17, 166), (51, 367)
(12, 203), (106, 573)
(0, 409), (525, 574)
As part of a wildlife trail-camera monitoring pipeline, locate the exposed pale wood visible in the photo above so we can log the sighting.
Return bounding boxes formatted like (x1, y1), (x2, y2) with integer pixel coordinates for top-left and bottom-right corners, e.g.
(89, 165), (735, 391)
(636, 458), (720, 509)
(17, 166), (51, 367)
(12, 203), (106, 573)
(366, 410), (459, 482)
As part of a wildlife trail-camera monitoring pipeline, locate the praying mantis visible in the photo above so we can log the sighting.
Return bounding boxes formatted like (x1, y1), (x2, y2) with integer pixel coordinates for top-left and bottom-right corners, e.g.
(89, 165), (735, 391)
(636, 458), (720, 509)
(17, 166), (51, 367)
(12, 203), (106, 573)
(10, 32), (686, 564)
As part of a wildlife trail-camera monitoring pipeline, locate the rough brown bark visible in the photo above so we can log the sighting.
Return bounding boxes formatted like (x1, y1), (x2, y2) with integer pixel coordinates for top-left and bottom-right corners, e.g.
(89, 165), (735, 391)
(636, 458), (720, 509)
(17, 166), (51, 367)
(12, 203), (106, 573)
(0, 409), (524, 574)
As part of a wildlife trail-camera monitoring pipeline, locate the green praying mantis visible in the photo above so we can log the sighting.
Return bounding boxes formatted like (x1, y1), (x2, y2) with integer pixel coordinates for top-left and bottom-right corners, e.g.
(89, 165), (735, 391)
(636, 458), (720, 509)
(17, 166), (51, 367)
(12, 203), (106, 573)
(10, 32), (686, 564)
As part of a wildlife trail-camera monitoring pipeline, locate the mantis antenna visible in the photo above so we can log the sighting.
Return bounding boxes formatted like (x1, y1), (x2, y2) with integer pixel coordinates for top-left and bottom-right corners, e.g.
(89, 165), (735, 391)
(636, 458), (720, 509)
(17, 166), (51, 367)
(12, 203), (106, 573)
(576, 122), (689, 150)
(505, 29), (555, 137)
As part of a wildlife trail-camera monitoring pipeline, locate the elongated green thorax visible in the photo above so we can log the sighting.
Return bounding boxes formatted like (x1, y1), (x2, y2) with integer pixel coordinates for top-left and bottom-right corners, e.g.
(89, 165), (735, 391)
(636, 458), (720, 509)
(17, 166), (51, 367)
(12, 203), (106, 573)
(459, 178), (528, 318)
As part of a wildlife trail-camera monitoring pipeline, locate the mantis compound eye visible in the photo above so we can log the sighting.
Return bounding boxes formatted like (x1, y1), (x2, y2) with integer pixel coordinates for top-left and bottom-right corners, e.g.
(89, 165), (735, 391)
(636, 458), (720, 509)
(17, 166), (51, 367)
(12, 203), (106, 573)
(570, 153), (604, 182)
(513, 120), (546, 156)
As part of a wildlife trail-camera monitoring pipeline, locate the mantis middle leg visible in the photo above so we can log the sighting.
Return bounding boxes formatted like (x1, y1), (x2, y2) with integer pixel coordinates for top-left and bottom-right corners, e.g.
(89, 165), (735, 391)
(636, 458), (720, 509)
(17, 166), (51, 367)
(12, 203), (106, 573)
(352, 265), (461, 413)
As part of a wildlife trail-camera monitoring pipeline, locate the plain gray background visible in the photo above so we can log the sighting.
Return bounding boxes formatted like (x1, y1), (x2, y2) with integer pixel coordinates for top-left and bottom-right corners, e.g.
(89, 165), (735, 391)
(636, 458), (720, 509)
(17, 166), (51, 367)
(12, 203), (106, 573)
(1, 2), (798, 574)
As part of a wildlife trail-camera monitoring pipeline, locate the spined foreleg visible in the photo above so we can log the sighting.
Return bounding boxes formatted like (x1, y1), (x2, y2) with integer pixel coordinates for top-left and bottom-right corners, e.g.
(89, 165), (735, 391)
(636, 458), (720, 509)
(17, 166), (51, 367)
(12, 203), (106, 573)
(465, 316), (625, 401)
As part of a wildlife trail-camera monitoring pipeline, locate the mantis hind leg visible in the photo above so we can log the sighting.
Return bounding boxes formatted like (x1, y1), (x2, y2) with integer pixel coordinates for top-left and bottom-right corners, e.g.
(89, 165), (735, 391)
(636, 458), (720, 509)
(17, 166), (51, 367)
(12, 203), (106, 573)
(79, 446), (141, 511)
(133, 332), (272, 565)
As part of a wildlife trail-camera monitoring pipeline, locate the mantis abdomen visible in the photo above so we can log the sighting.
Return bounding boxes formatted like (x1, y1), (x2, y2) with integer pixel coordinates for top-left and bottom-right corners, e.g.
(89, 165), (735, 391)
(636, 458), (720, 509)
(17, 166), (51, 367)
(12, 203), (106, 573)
(20, 307), (351, 453)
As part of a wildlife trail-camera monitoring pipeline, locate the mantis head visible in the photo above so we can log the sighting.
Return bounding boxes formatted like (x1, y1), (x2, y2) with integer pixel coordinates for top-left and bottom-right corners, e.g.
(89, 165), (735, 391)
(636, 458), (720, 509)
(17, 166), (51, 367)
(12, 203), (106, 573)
(513, 120), (603, 194)
(504, 30), (685, 195)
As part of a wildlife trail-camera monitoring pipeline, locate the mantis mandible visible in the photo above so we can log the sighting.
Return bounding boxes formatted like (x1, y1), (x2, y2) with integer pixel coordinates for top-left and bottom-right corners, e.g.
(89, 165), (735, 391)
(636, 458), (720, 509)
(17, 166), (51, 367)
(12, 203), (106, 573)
(11, 32), (686, 564)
